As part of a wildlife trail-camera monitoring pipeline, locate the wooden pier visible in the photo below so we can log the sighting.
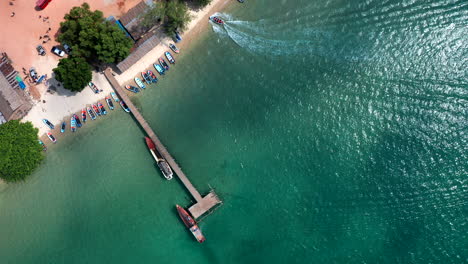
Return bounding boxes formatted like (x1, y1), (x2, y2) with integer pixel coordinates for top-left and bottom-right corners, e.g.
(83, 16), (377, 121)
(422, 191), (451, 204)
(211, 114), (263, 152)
(104, 69), (221, 219)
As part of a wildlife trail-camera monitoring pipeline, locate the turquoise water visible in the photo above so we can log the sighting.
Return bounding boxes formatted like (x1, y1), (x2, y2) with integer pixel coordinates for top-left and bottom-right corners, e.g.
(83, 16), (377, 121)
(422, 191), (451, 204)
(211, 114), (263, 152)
(1, 0), (467, 263)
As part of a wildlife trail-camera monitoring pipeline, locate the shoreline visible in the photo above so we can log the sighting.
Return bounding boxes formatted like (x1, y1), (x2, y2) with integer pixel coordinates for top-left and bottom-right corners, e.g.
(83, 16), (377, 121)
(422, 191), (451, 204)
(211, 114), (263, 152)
(21, 0), (232, 138)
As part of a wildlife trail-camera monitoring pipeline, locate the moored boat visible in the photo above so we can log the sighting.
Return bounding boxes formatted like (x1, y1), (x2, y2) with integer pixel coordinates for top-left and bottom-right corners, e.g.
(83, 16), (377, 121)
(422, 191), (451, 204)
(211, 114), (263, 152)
(142, 71), (152, 83)
(60, 122), (66, 133)
(88, 82), (99, 94)
(70, 116), (77, 132)
(159, 58), (170, 71)
(120, 100), (130, 113)
(190, 225), (206, 243)
(111, 92), (120, 102)
(73, 114), (82, 127)
(147, 70), (158, 83)
(47, 132), (57, 143)
(42, 119), (54, 129)
(165, 51), (175, 64)
(134, 77), (146, 89)
(98, 102), (107, 115)
(169, 43), (180, 54)
(38, 140), (47, 151)
(87, 106), (96, 120)
(82, 109), (87, 123)
(93, 104), (101, 116)
(125, 85), (140, 93)
(105, 96), (114, 110)
(154, 63), (165, 75)
(145, 136), (173, 180)
(209, 16), (225, 25)
(176, 205), (196, 228)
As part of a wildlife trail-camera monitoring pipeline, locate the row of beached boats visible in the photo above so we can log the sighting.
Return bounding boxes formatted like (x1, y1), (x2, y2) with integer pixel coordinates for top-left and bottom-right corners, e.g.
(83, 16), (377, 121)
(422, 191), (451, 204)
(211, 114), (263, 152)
(127, 49), (179, 93)
(39, 92), (131, 148)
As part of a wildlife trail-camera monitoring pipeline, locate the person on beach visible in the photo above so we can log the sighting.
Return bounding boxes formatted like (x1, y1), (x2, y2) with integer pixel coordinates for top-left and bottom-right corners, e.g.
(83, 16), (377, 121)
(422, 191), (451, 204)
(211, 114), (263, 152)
(11, 12), (15, 17)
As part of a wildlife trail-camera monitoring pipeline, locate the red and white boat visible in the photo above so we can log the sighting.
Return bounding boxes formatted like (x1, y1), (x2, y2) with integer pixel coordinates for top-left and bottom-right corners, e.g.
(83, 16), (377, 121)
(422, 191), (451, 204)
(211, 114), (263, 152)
(145, 137), (173, 180)
(209, 16), (224, 25)
(176, 205), (206, 243)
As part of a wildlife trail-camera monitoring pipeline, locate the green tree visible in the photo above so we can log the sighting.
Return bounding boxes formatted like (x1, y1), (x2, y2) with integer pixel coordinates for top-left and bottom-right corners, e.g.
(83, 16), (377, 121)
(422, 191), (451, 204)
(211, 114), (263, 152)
(58, 3), (132, 64)
(192, 0), (212, 7)
(165, 0), (191, 34)
(0, 120), (43, 182)
(53, 56), (92, 92)
(141, 2), (166, 29)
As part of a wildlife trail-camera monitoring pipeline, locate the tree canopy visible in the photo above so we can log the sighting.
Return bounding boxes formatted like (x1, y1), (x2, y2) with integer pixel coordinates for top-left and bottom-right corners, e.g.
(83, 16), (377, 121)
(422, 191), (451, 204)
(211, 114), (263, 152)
(0, 120), (43, 182)
(141, 1), (191, 36)
(53, 56), (92, 92)
(58, 3), (133, 64)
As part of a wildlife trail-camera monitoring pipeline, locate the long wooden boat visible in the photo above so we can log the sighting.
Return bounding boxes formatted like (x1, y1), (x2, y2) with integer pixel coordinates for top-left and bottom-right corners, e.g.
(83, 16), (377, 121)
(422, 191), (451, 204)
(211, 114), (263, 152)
(125, 85), (140, 93)
(88, 82), (99, 94)
(47, 132), (57, 143)
(105, 97), (114, 110)
(154, 63), (165, 75)
(135, 77), (146, 89)
(120, 100), (131, 113)
(159, 58), (169, 71)
(70, 116), (77, 132)
(82, 109), (87, 123)
(145, 137), (173, 180)
(93, 104), (101, 116)
(87, 106), (96, 120)
(176, 205), (206, 243)
(73, 114), (82, 127)
(165, 51), (175, 64)
(147, 70), (158, 83)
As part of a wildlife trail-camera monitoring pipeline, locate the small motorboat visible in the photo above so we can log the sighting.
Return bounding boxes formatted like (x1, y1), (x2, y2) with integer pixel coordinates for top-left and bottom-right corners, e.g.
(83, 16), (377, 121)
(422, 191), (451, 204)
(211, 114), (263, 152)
(142, 71), (152, 83)
(98, 102), (107, 115)
(159, 58), (170, 71)
(93, 104), (102, 116)
(82, 109), (87, 123)
(209, 16), (225, 25)
(120, 100), (130, 113)
(87, 106), (96, 120)
(147, 70), (158, 83)
(70, 116), (77, 132)
(105, 96), (114, 110)
(47, 132), (57, 143)
(169, 43), (180, 54)
(38, 140), (47, 151)
(111, 92), (120, 102)
(135, 77), (146, 89)
(60, 122), (66, 133)
(88, 82), (99, 94)
(42, 119), (54, 129)
(73, 114), (82, 127)
(125, 85), (140, 93)
(165, 51), (175, 64)
(154, 63), (165, 75)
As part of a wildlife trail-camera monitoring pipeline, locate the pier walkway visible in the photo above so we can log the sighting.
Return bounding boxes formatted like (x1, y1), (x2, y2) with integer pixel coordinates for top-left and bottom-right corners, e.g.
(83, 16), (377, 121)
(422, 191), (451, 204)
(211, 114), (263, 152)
(104, 69), (221, 219)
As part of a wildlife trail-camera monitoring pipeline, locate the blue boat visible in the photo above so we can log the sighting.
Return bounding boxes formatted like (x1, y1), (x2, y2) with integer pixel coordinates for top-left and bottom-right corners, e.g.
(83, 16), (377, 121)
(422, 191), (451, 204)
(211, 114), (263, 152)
(60, 122), (66, 133)
(120, 101), (131, 113)
(98, 102), (107, 115)
(125, 85), (140, 93)
(154, 63), (165, 75)
(111, 92), (120, 102)
(105, 97), (114, 110)
(165, 51), (175, 64)
(147, 70), (158, 83)
(135, 77), (146, 89)
(42, 119), (54, 129)
(73, 114), (82, 127)
(87, 106), (96, 120)
(159, 58), (169, 71)
(142, 71), (152, 83)
(70, 117), (77, 132)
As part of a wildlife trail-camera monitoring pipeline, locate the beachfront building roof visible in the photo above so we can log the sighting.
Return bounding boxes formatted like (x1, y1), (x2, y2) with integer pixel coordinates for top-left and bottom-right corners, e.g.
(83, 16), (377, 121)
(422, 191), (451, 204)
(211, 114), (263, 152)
(115, 0), (162, 73)
(0, 53), (32, 123)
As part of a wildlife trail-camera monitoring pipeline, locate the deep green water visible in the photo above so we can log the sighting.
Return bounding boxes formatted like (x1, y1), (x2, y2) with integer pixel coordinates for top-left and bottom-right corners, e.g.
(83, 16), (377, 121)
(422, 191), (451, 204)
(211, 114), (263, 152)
(1, 0), (467, 263)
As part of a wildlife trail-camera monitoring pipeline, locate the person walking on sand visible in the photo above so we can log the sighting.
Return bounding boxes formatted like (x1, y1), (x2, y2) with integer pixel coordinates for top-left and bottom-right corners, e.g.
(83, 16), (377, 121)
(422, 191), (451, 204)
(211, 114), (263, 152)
(11, 12), (15, 17)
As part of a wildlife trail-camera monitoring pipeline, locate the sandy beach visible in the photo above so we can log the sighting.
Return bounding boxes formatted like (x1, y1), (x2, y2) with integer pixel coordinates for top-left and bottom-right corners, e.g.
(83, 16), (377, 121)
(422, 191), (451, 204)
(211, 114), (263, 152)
(0, 0), (231, 138)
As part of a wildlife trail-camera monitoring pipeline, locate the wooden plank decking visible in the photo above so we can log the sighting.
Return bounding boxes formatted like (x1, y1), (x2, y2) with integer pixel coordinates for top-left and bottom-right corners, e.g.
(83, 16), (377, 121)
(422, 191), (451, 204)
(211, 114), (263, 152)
(104, 69), (221, 219)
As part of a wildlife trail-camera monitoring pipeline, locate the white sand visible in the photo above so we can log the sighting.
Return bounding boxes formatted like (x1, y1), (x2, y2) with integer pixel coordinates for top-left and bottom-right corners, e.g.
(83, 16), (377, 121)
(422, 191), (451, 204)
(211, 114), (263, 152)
(22, 72), (114, 136)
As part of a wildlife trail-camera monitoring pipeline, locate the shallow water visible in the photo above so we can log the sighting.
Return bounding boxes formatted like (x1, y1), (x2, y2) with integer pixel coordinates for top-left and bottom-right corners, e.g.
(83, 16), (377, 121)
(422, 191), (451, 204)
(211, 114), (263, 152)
(0, 0), (467, 263)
